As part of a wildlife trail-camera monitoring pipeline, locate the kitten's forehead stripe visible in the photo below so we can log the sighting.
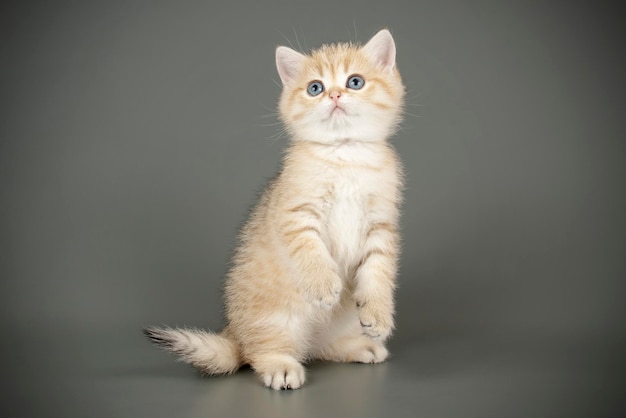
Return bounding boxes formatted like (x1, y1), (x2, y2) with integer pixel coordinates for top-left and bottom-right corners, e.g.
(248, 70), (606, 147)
(343, 56), (352, 74)
(313, 61), (324, 77)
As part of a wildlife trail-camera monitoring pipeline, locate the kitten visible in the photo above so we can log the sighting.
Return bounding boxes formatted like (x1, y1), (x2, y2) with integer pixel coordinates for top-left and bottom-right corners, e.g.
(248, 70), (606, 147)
(144, 29), (405, 390)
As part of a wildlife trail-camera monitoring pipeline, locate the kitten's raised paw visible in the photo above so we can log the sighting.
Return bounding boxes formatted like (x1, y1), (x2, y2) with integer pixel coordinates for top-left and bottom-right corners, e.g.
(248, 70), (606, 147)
(357, 301), (393, 340)
(305, 277), (342, 309)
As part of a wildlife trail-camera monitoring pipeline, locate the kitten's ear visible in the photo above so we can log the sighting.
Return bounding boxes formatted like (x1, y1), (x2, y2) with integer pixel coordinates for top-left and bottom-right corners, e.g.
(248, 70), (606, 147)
(276, 46), (305, 86)
(363, 29), (396, 71)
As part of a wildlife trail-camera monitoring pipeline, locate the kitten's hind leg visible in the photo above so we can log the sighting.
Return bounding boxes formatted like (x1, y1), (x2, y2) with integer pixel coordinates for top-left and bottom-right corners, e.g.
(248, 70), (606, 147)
(249, 353), (306, 390)
(241, 322), (308, 390)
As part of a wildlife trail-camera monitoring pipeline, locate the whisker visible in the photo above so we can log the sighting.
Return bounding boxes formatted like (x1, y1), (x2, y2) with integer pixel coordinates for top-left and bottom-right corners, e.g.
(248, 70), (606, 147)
(405, 90), (424, 100)
(271, 77), (282, 89)
(257, 113), (278, 119)
(277, 30), (296, 50)
(257, 102), (279, 114)
(256, 121), (283, 127)
(267, 128), (288, 145)
(292, 26), (304, 52)
(257, 103), (278, 119)
(398, 122), (416, 131)
(300, 28), (308, 51)
(405, 95), (424, 103)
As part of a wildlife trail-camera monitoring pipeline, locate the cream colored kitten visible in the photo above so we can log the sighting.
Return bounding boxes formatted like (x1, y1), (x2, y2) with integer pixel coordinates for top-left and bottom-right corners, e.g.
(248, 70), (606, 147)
(144, 29), (405, 390)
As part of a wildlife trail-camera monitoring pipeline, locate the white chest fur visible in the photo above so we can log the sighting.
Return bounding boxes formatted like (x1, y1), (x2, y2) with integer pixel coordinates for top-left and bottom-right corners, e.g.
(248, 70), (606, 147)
(325, 167), (368, 270)
(317, 146), (398, 277)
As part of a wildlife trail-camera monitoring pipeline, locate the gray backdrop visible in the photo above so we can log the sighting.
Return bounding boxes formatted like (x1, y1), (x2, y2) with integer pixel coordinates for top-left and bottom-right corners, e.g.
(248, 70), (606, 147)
(1, 0), (624, 417)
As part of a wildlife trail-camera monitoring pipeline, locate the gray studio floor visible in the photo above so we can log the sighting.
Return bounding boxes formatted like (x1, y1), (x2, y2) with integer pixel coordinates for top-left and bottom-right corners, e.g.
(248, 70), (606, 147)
(7, 319), (619, 417)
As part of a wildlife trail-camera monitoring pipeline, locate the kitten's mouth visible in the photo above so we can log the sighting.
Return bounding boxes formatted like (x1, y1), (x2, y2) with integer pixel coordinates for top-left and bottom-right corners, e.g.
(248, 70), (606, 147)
(322, 105), (350, 123)
(330, 105), (347, 117)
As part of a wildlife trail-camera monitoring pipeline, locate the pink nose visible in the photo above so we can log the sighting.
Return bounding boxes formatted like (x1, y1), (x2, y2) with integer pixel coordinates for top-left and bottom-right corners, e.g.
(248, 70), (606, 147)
(329, 90), (341, 103)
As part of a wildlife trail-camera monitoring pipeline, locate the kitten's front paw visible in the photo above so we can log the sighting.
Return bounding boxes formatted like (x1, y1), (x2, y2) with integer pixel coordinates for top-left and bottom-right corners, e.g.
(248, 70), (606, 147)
(357, 300), (394, 340)
(304, 276), (342, 309)
(261, 361), (306, 390)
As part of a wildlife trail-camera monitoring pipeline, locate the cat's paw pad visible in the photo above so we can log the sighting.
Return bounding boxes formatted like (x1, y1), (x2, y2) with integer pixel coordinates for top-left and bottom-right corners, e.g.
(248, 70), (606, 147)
(261, 362), (306, 390)
(357, 301), (393, 340)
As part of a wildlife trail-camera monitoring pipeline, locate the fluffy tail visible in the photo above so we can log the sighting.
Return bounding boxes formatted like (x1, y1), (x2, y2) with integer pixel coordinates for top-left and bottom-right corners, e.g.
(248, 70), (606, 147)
(143, 326), (242, 375)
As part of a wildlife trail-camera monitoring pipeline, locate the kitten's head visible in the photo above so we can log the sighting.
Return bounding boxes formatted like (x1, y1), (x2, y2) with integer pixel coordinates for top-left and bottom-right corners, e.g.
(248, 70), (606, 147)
(275, 29), (404, 144)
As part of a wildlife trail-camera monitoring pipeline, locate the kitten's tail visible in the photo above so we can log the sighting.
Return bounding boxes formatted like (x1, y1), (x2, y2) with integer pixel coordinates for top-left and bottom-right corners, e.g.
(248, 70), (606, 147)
(143, 326), (242, 375)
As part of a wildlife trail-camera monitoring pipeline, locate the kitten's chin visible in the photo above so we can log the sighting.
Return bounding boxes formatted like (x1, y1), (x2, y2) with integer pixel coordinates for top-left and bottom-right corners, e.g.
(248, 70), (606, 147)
(287, 107), (400, 144)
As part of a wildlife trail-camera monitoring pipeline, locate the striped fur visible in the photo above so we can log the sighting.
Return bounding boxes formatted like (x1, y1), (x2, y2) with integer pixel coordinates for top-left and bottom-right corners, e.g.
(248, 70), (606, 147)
(145, 29), (405, 391)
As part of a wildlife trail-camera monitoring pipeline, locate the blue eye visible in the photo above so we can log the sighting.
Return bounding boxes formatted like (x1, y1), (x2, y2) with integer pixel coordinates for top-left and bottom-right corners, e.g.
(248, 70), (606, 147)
(307, 81), (324, 96)
(347, 75), (365, 90)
